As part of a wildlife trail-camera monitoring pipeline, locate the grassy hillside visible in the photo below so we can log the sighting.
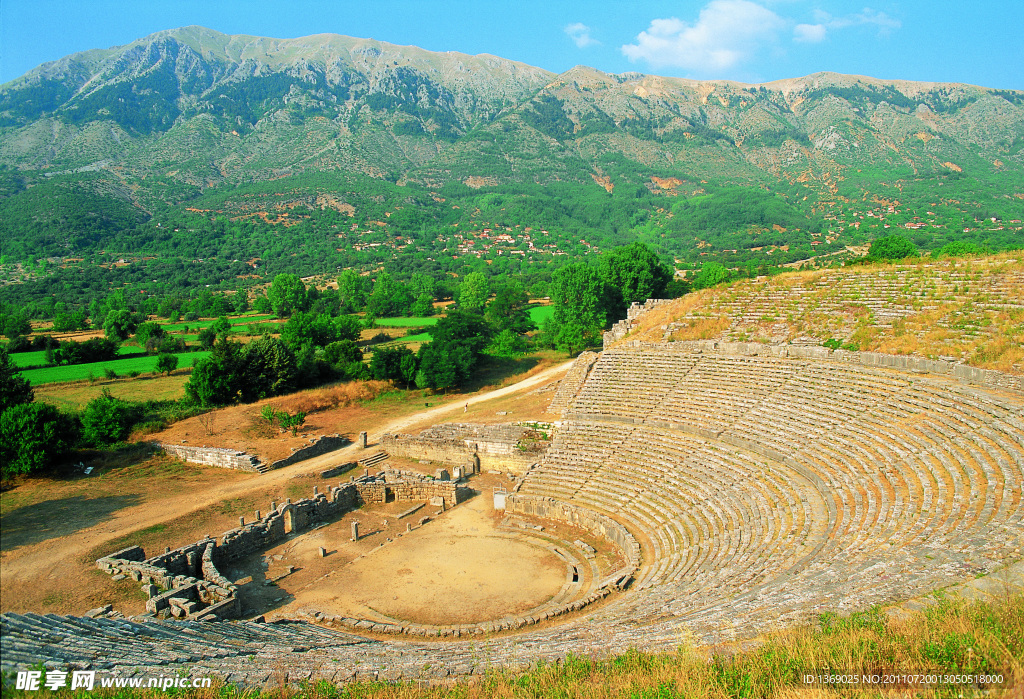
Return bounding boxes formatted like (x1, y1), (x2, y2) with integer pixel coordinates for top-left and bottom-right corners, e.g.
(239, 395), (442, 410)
(623, 253), (1024, 373)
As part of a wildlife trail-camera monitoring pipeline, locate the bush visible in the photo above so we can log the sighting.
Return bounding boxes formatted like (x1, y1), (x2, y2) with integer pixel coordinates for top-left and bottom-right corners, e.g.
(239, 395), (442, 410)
(868, 234), (917, 261)
(0, 402), (79, 479)
(81, 391), (135, 446)
(155, 353), (179, 376)
(0, 347), (34, 413)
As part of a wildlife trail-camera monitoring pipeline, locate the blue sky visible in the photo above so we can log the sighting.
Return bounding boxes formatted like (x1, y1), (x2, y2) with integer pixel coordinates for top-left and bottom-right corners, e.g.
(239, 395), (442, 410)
(1, 0), (1021, 89)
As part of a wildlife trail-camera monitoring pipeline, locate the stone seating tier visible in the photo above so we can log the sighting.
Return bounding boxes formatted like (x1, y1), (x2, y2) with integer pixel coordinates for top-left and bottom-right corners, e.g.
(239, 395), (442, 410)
(3, 344), (1021, 685)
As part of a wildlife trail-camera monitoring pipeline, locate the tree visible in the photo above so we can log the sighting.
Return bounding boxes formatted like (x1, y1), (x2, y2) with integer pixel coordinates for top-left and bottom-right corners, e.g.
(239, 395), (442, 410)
(336, 270), (370, 312)
(103, 309), (139, 342)
(546, 262), (608, 354)
(81, 391), (134, 445)
(155, 353), (179, 376)
(210, 316), (233, 335)
(486, 281), (534, 334)
(366, 272), (413, 317)
(487, 328), (529, 356)
(415, 310), (493, 391)
(134, 321), (165, 352)
(237, 336), (298, 402)
(0, 347), (34, 413)
(0, 403), (78, 479)
(370, 344), (418, 387)
(185, 339), (245, 407)
(457, 272), (490, 312)
(868, 234), (917, 261)
(599, 242), (673, 319)
(691, 262), (728, 290)
(2, 314), (31, 339)
(267, 273), (307, 317)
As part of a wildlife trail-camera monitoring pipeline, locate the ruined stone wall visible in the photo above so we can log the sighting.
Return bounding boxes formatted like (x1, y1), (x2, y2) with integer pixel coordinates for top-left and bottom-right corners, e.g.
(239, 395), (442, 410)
(383, 423), (543, 473)
(603, 299), (674, 348)
(264, 435), (350, 471)
(157, 444), (262, 472)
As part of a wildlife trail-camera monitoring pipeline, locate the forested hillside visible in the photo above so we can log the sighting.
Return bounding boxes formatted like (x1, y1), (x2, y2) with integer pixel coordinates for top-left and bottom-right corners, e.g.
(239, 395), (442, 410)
(1, 26), (1023, 316)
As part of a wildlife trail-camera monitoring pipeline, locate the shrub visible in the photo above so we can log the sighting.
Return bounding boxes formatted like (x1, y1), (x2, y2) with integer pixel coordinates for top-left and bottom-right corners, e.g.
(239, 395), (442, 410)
(81, 391), (135, 446)
(0, 402), (79, 479)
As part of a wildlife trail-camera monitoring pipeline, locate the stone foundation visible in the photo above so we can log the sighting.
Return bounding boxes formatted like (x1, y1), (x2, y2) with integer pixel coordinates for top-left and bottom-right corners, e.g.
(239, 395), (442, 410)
(383, 423), (548, 473)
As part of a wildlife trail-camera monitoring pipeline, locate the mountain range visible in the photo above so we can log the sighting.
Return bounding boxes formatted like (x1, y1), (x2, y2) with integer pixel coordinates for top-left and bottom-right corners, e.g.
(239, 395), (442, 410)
(3, 25), (1022, 190)
(1, 26), (1023, 294)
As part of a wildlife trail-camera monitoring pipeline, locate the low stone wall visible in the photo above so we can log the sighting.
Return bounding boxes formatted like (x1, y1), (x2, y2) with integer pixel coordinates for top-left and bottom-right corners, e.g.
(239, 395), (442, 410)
(504, 494), (641, 589)
(157, 444), (262, 472)
(265, 435), (350, 471)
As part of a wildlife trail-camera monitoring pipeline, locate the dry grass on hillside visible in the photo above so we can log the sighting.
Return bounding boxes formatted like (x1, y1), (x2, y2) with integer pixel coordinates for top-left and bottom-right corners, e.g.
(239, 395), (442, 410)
(623, 254), (1024, 373)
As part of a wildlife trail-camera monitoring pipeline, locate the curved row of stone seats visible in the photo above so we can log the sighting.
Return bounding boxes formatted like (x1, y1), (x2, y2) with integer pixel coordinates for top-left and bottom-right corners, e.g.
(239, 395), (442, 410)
(532, 346), (1022, 639)
(518, 422), (828, 616)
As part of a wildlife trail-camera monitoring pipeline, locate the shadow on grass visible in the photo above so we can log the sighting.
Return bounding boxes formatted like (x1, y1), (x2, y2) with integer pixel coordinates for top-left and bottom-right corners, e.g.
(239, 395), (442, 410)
(0, 493), (143, 551)
(459, 355), (541, 393)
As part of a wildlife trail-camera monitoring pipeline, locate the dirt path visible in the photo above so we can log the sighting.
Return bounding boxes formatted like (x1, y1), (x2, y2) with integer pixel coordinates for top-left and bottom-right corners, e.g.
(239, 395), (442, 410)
(0, 359), (573, 612)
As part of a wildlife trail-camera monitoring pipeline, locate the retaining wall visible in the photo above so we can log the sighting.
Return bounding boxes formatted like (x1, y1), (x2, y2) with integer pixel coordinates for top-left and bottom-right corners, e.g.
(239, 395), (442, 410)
(157, 444), (261, 472)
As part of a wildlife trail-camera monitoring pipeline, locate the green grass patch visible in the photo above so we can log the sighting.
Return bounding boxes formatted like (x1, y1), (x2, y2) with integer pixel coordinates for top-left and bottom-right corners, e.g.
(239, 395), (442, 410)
(18, 351), (210, 385)
(9, 345), (140, 368)
(394, 332), (432, 343)
(374, 316), (440, 327)
(160, 314), (276, 331)
(529, 304), (555, 324)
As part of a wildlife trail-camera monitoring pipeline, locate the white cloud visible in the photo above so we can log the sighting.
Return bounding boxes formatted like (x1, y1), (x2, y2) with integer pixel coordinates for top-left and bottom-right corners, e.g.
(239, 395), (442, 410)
(794, 8), (901, 42)
(621, 0), (786, 73)
(793, 23), (827, 43)
(565, 22), (599, 48)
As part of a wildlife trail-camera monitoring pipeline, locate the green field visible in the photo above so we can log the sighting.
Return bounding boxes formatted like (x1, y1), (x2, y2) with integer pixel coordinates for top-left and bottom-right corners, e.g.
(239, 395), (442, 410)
(9, 345), (142, 368)
(394, 332), (433, 343)
(374, 316), (440, 327)
(160, 314), (277, 331)
(18, 351), (211, 385)
(529, 304), (554, 324)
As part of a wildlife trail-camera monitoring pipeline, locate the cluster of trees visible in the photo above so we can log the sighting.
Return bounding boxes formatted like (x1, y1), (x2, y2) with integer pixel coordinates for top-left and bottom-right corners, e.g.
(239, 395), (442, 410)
(0, 348), (167, 480)
(539, 242), (679, 354)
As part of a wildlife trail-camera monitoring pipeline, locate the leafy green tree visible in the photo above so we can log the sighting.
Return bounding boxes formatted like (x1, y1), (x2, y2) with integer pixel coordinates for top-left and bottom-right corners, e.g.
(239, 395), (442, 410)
(81, 391), (134, 445)
(238, 336), (298, 402)
(867, 234), (917, 261)
(281, 312), (362, 350)
(336, 270), (371, 312)
(268, 273), (307, 317)
(415, 310), (493, 391)
(486, 281), (534, 334)
(155, 353), (179, 376)
(457, 272), (490, 312)
(366, 272), (413, 317)
(487, 328), (529, 356)
(937, 241), (985, 258)
(691, 262), (728, 290)
(52, 310), (88, 332)
(0, 403), (78, 479)
(370, 345), (418, 387)
(103, 309), (140, 342)
(185, 339), (245, 407)
(211, 316), (233, 335)
(0, 347), (34, 413)
(135, 321), (165, 352)
(410, 292), (436, 317)
(546, 263), (607, 354)
(599, 242), (673, 318)
(2, 314), (31, 339)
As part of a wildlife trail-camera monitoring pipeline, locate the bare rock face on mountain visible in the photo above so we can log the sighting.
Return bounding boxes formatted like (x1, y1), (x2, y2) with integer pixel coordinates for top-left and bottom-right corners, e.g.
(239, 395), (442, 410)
(1, 26), (1022, 189)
